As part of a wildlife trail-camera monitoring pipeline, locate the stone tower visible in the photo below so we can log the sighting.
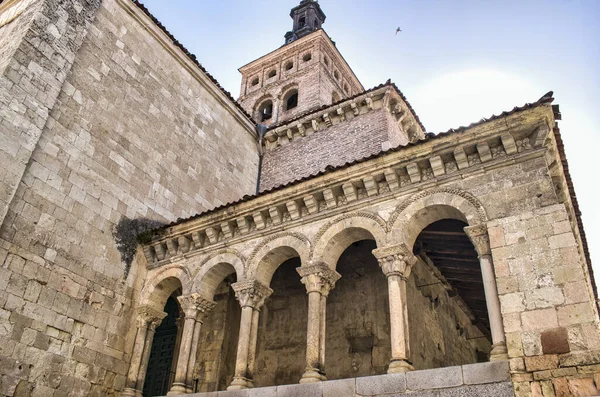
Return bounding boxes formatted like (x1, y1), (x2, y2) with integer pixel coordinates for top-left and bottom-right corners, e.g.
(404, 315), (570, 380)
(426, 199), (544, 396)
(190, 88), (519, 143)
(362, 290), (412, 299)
(237, 1), (364, 126)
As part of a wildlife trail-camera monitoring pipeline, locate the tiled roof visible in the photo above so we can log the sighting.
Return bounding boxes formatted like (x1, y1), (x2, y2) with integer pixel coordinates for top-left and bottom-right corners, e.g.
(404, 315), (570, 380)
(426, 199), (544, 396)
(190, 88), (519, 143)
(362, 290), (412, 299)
(161, 91), (556, 228)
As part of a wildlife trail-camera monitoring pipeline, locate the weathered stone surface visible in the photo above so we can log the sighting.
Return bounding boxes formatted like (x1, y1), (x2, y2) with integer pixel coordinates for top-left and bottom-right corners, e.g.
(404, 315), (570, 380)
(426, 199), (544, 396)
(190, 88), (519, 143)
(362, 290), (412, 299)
(322, 378), (355, 397)
(406, 366), (463, 390)
(438, 382), (515, 397)
(541, 328), (570, 354)
(525, 355), (559, 372)
(356, 373), (407, 395)
(277, 382), (322, 397)
(462, 361), (510, 385)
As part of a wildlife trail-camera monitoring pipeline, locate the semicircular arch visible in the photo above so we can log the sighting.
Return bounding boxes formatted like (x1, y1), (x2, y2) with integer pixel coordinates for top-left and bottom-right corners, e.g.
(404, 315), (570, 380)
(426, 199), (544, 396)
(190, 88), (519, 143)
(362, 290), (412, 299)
(247, 232), (311, 286)
(311, 211), (387, 268)
(388, 187), (488, 248)
(139, 264), (192, 308)
(191, 249), (246, 300)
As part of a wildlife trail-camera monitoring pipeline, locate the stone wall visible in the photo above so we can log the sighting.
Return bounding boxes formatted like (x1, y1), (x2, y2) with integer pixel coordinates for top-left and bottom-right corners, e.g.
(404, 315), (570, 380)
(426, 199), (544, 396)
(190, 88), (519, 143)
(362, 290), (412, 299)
(174, 361), (514, 397)
(0, 0), (259, 395)
(260, 108), (401, 191)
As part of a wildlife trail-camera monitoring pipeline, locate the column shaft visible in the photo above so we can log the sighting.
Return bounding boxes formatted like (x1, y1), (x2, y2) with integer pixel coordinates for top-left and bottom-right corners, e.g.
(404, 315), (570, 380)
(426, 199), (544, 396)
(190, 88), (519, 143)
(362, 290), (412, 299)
(229, 306), (254, 389)
(246, 308), (260, 383)
(480, 254), (508, 360)
(387, 275), (409, 367)
(185, 320), (203, 392)
(319, 294), (327, 375)
(168, 316), (196, 394)
(124, 326), (147, 390)
(301, 290), (322, 383)
(135, 327), (157, 392)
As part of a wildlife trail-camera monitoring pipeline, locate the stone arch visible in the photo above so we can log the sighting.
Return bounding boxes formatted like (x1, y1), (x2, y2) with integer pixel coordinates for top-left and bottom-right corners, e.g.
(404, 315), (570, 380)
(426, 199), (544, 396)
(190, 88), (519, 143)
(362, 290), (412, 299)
(247, 232), (311, 285)
(254, 94), (275, 122)
(387, 187), (488, 248)
(191, 250), (245, 300)
(139, 264), (192, 309)
(311, 211), (387, 268)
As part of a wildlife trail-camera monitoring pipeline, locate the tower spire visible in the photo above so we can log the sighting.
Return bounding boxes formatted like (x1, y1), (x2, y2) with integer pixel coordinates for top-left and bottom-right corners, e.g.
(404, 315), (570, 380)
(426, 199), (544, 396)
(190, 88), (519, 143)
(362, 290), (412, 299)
(284, 0), (326, 45)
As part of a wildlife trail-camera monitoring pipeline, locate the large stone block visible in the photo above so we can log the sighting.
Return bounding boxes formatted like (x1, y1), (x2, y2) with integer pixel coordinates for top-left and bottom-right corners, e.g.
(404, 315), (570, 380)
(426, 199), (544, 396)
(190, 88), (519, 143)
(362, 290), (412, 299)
(249, 386), (276, 397)
(322, 378), (354, 397)
(356, 373), (407, 395)
(438, 382), (515, 397)
(406, 366), (463, 390)
(276, 382), (322, 397)
(462, 361), (511, 385)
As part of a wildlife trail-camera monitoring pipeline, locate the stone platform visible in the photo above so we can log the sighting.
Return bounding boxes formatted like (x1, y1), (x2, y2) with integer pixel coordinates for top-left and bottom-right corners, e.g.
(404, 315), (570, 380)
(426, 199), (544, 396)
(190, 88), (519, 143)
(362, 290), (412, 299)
(171, 361), (513, 397)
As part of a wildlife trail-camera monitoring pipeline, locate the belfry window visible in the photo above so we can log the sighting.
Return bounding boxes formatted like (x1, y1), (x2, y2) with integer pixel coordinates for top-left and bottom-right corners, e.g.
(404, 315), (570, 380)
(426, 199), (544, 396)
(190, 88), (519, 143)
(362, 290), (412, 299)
(259, 100), (273, 121)
(298, 17), (306, 29)
(303, 53), (312, 62)
(251, 77), (259, 86)
(285, 61), (294, 71)
(268, 69), (277, 79)
(284, 89), (299, 111)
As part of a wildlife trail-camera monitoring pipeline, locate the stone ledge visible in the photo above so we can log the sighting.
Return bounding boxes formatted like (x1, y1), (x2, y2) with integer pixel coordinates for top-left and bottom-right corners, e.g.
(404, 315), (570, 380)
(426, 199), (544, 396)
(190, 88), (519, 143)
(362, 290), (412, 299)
(171, 361), (513, 397)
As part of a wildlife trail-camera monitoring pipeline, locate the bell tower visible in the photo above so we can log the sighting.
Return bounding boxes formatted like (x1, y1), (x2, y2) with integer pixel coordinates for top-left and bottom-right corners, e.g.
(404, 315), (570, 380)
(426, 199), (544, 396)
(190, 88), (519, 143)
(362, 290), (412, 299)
(285, 0), (326, 45)
(237, 1), (364, 127)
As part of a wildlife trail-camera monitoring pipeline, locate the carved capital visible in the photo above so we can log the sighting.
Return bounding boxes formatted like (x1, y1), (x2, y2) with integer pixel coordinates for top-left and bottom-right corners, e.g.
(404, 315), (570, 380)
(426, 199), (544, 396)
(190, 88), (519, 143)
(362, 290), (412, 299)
(297, 262), (341, 296)
(177, 293), (216, 321)
(136, 306), (167, 330)
(463, 224), (491, 257)
(232, 280), (273, 309)
(372, 243), (416, 280)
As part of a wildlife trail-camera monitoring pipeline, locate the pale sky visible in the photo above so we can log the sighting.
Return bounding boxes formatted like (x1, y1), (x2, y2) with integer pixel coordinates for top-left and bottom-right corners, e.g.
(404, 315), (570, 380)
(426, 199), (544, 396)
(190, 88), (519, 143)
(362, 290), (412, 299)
(140, 0), (600, 287)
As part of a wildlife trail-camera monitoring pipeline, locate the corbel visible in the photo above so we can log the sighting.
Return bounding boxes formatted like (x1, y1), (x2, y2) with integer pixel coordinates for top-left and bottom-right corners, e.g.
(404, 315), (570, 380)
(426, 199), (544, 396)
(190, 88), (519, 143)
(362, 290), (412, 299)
(220, 222), (233, 239)
(303, 195), (318, 215)
(236, 217), (250, 235)
(500, 133), (517, 155)
(268, 207), (283, 225)
(341, 182), (358, 202)
(166, 239), (178, 257)
(178, 235), (192, 254)
(362, 176), (379, 197)
(336, 107), (345, 122)
(476, 142), (492, 163)
(453, 147), (469, 170)
(252, 212), (267, 230)
(311, 119), (320, 132)
(205, 227), (218, 244)
(350, 102), (360, 116)
(383, 168), (400, 190)
(297, 123), (306, 137)
(406, 163), (421, 184)
(286, 201), (301, 220)
(322, 113), (332, 127)
(429, 156), (446, 177)
(322, 188), (338, 209)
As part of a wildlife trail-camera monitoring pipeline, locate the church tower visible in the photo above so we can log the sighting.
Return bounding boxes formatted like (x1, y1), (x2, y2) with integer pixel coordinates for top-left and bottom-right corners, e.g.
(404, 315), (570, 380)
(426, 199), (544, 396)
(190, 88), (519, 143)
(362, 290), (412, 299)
(237, 0), (364, 126)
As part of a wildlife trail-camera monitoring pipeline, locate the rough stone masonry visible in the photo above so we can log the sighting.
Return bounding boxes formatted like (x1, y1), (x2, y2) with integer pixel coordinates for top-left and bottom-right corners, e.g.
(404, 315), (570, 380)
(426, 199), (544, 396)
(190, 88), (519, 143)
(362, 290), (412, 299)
(0, 1), (598, 397)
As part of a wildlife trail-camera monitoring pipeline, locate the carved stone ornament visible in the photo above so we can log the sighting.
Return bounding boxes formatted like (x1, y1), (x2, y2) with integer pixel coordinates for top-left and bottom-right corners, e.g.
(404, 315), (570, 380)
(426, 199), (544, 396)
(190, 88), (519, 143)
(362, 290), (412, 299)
(297, 262), (341, 296)
(231, 280), (273, 309)
(372, 243), (417, 280)
(463, 224), (491, 257)
(136, 306), (167, 330)
(177, 293), (217, 320)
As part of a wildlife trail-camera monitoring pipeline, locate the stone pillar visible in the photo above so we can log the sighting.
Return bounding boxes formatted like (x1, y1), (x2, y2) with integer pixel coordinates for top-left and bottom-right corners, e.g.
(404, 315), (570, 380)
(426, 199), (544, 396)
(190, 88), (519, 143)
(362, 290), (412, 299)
(228, 280), (273, 390)
(121, 306), (167, 397)
(372, 244), (417, 374)
(297, 263), (341, 383)
(168, 294), (216, 395)
(464, 224), (508, 361)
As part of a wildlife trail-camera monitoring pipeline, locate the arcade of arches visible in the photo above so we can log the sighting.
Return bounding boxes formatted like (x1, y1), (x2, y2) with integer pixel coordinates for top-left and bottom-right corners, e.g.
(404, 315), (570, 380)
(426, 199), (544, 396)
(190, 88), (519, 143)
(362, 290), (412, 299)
(122, 193), (508, 396)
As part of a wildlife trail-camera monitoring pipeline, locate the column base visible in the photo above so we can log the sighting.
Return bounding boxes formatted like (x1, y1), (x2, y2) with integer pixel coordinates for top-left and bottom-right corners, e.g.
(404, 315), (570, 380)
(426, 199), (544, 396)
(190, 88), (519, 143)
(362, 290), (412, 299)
(167, 382), (188, 395)
(120, 388), (138, 397)
(300, 368), (326, 383)
(490, 342), (509, 361)
(227, 377), (252, 390)
(388, 359), (414, 374)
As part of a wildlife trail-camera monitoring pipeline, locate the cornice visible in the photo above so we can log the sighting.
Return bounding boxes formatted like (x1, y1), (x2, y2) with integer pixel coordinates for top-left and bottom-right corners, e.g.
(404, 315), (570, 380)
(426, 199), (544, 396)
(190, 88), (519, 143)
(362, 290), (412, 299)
(116, 0), (257, 139)
(141, 107), (550, 269)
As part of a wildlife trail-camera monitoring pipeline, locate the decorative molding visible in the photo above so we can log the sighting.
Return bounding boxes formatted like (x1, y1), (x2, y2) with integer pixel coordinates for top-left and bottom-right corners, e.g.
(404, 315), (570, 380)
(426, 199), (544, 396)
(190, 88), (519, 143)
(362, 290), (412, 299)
(231, 280), (273, 309)
(136, 306), (167, 330)
(310, 211), (387, 258)
(297, 262), (341, 296)
(246, 231), (311, 270)
(177, 293), (216, 320)
(463, 224), (491, 257)
(387, 187), (488, 232)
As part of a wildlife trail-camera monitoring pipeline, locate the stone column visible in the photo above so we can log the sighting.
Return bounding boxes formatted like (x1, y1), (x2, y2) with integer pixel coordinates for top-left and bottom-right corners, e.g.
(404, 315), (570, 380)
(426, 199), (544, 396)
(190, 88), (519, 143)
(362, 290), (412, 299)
(372, 244), (417, 374)
(464, 224), (508, 361)
(228, 280), (273, 390)
(168, 294), (216, 395)
(121, 306), (167, 397)
(297, 263), (341, 383)
(186, 297), (216, 392)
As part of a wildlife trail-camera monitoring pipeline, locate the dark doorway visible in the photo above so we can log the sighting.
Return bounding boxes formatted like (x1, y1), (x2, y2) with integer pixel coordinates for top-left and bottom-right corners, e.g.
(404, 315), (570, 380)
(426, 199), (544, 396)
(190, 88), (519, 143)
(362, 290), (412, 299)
(143, 296), (180, 397)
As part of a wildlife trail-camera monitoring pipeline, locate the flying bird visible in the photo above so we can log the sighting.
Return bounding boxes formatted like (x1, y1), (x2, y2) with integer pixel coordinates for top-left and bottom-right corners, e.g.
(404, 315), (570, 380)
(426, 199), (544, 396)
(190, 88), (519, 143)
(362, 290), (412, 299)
(396, 27), (402, 35)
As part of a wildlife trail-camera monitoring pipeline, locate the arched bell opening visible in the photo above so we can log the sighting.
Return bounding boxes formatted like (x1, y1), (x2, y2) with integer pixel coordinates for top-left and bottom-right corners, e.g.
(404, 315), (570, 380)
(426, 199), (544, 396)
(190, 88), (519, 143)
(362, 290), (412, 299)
(325, 239), (390, 379)
(143, 291), (182, 396)
(254, 254), (307, 387)
(194, 272), (240, 392)
(409, 218), (492, 370)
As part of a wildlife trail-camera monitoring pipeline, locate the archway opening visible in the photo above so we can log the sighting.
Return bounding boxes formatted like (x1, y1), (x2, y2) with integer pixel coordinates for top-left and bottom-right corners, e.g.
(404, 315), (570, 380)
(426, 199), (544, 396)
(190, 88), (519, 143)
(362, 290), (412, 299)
(408, 218), (491, 369)
(254, 250), (307, 387)
(144, 292), (181, 397)
(284, 89), (298, 111)
(194, 273), (240, 392)
(326, 239), (390, 379)
(258, 100), (273, 122)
